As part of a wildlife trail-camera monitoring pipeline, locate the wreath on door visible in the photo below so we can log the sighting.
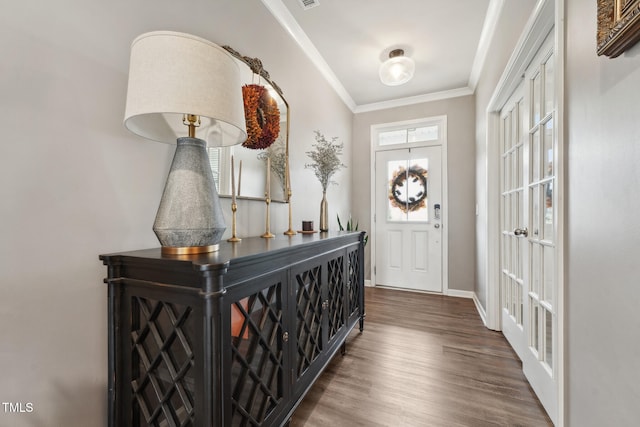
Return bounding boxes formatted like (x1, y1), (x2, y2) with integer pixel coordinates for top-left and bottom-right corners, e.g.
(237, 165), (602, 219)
(389, 165), (428, 213)
(242, 84), (280, 149)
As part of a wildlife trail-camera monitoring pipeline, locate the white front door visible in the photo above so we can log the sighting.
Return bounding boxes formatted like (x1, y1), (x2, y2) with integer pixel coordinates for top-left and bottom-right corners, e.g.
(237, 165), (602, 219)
(374, 145), (442, 292)
(500, 33), (558, 423)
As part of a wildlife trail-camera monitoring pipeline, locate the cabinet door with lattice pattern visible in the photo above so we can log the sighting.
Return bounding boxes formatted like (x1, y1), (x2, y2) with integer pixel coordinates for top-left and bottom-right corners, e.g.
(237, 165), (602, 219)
(226, 271), (288, 427)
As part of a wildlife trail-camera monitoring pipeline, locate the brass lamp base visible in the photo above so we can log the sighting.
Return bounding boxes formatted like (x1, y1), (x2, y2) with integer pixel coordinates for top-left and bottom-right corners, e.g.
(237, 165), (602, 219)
(161, 244), (219, 255)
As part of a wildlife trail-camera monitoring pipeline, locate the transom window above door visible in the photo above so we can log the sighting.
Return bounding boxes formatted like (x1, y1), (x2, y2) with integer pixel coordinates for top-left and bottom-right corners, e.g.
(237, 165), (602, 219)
(377, 123), (440, 146)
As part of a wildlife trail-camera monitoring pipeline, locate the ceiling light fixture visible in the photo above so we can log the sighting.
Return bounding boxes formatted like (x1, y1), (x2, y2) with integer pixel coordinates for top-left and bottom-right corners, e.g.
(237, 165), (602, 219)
(379, 48), (415, 86)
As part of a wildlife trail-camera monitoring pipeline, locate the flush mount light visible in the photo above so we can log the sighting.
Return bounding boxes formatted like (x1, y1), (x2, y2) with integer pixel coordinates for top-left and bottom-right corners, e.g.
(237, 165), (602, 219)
(379, 48), (415, 86)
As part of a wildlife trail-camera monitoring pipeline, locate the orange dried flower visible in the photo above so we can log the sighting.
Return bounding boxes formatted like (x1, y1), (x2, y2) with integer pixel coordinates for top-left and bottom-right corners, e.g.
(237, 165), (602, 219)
(242, 84), (280, 149)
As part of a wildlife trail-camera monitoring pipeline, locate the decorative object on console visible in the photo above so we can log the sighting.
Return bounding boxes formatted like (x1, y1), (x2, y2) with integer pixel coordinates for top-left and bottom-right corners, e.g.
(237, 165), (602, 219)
(261, 155), (275, 238)
(241, 84), (280, 149)
(228, 155), (241, 243)
(379, 48), (415, 86)
(123, 31), (246, 254)
(305, 131), (346, 232)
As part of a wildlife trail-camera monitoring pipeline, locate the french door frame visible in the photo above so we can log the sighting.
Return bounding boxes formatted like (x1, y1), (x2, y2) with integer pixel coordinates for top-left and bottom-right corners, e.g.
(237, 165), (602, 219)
(369, 116), (449, 295)
(484, 0), (564, 425)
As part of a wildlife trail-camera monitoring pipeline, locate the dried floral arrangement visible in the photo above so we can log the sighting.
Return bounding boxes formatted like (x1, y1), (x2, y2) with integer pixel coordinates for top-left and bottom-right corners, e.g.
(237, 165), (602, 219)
(242, 84), (280, 149)
(305, 131), (346, 192)
(257, 134), (287, 194)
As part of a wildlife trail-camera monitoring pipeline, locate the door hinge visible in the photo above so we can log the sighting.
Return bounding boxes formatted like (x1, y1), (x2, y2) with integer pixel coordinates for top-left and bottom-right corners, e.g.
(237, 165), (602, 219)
(374, 266), (376, 275)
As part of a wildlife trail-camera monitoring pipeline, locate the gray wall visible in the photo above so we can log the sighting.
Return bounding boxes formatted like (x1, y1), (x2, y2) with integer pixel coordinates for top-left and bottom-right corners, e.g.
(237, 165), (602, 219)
(565, 1), (640, 425)
(352, 95), (476, 292)
(0, 1), (352, 425)
(474, 0), (537, 309)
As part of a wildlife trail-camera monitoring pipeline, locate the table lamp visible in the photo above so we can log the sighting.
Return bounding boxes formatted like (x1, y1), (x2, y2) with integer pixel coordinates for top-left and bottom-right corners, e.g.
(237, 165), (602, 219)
(124, 31), (247, 255)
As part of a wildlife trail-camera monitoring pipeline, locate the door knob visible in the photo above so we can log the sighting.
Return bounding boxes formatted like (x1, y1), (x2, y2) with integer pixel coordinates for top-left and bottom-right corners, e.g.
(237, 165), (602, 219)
(513, 227), (528, 237)
(434, 223), (440, 229)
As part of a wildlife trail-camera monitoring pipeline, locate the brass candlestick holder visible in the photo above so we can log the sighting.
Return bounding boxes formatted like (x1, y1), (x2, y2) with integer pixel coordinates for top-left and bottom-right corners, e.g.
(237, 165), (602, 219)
(261, 194), (275, 238)
(284, 188), (296, 236)
(227, 201), (241, 242)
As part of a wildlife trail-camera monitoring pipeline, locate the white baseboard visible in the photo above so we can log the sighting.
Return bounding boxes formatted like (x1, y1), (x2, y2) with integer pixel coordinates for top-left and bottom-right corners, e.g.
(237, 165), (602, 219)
(446, 289), (474, 299)
(364, 279), (373, 287)
(472, 293), (488, 327)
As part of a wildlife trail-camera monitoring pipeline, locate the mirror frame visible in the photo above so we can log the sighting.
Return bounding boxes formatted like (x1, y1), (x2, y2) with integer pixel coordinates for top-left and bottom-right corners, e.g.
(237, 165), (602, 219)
(220, 45), (291, 203)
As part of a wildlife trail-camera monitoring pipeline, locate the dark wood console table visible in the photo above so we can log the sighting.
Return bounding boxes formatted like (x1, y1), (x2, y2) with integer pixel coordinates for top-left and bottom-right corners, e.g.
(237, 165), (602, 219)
(100, 231), (365, 427)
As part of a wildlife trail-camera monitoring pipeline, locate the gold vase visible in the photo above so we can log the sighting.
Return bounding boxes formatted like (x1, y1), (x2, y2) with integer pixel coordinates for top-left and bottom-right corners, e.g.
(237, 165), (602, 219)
(319, 190), (329, 232)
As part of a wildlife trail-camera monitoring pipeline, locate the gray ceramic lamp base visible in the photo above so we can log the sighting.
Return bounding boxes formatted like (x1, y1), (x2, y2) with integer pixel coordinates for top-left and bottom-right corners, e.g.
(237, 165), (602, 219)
(153, 137), (226, 255)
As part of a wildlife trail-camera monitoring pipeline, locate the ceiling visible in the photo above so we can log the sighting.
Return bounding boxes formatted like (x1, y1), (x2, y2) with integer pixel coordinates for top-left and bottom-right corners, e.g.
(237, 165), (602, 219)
(261, 0), (499, 112)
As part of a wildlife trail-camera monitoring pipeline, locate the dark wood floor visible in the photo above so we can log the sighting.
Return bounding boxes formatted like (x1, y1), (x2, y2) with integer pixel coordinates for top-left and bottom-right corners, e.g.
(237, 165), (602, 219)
(290, 287), (553, 427)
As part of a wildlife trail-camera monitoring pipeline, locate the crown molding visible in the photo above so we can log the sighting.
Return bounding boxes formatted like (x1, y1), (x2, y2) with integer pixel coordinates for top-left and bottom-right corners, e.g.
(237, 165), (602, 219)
(468, 0), (505, 91)
(260, 0), (357, 111)
(354, 87), (474, 114)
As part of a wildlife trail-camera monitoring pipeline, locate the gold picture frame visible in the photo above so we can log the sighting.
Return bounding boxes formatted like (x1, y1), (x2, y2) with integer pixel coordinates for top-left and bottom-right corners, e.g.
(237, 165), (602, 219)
(597, 0), (640, 57)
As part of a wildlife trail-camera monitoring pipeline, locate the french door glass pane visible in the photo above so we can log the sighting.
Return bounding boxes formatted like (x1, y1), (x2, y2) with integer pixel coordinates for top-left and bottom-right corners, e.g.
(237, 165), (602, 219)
(531, 243), (541, 296)
(503, 155), (510, 190)
(544, 309), (553, 370)
(532, 185), (540, 240)
(519, 98), (526, 140)
(533, 72), (541, 123)
(512, 279), (518, 318)
(516, 192), (523, 277)
(544, 119), (554, 178)
(517, 146), (524, 188)
(503, 194), (510, 232)
(503, 234), (510, 273)
(518, 282), (524, 325)
(531, 298), (539, 352)
(502, 274), (508, 310)
(543, 182), (554, 241)
(543, 245), (554, 306)
(504, 114), (512, 150)
(532, 129), (540, 182)
(544, 54), (554, 116)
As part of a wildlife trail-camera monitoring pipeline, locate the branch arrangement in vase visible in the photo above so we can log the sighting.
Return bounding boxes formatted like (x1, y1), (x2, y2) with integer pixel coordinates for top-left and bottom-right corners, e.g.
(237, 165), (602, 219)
(305, 131), (346, 192)
(305, 131), (346, 231)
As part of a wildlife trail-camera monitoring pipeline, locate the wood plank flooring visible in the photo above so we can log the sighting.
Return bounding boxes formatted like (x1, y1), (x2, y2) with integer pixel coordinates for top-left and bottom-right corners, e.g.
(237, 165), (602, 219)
(290, 287), (553, 427)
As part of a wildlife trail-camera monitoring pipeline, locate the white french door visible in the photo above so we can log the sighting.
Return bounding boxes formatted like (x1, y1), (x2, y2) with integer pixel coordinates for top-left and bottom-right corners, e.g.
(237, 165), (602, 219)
(500, 33), (558, 423)
(374, 145), (443, 292)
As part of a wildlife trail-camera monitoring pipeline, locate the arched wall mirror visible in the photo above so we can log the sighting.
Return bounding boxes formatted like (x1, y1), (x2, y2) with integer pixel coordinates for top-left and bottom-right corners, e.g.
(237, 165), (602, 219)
(208, 46), (290, 203)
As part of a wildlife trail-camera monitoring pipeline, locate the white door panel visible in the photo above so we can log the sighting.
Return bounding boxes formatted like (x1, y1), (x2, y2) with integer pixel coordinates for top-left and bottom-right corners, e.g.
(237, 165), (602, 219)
(375, 146), (442, 293)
